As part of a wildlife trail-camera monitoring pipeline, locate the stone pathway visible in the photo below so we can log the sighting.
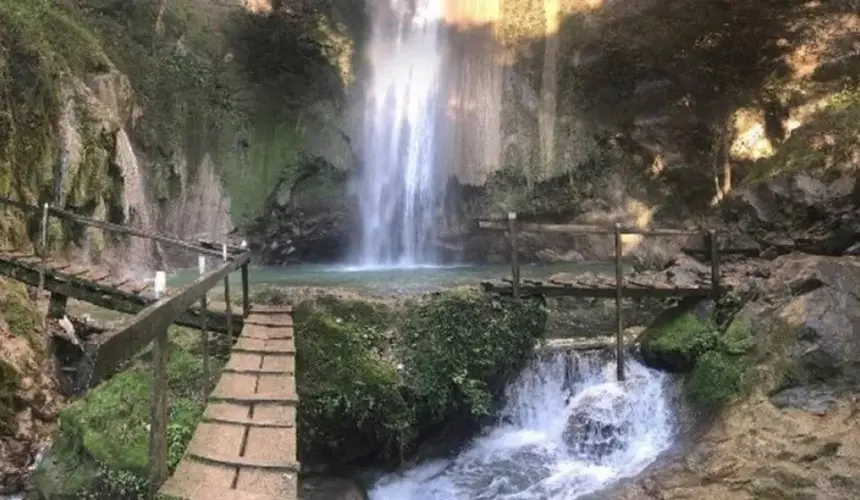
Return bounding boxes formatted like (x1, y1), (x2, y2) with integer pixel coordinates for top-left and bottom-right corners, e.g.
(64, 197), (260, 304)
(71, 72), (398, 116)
(160, 305), (298, 500)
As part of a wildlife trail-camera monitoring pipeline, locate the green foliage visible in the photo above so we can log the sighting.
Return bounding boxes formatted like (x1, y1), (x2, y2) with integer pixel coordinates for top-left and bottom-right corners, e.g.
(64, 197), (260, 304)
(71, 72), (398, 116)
(0, 359), (21, 435)
(295, 297), (411, 463)
(34, 342), (211, 499)
(399, 293), (547, 419)
(295, 292), (548, 466)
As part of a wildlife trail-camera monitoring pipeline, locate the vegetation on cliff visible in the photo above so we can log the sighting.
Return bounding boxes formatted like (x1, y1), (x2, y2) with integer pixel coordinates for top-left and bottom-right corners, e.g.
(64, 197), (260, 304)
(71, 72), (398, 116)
(294, 292), (547, 466)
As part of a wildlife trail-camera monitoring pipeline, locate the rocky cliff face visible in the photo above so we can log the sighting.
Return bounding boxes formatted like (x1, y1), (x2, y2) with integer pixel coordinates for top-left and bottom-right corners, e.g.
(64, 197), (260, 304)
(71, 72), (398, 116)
(0, 0), (240, 277)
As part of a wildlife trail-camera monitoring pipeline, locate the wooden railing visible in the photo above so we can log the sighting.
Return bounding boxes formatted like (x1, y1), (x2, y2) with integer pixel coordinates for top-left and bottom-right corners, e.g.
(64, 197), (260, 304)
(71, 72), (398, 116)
(478, 213), (723, 382)
(0, 196), (251, 493)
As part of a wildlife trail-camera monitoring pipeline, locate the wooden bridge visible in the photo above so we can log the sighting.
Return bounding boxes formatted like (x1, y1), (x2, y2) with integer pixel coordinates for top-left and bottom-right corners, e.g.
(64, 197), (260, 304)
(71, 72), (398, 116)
(0, 197), (298, 500)
(477, 213), (730, 381)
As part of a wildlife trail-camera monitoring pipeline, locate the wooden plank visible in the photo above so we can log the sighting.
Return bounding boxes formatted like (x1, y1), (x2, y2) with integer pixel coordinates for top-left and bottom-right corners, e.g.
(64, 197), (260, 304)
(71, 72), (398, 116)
(188, 451), (300, 472)
(477, 219), (703, 237)
(200, 415), (294, 428)
(0, 195), (226, 258)
(481, 282), (713, 299)
(88, 252), (251, 385)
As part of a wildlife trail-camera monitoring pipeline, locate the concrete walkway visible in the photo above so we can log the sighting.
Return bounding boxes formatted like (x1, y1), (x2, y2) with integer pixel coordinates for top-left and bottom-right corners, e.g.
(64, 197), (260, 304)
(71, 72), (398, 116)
(160, 305), (298, 500)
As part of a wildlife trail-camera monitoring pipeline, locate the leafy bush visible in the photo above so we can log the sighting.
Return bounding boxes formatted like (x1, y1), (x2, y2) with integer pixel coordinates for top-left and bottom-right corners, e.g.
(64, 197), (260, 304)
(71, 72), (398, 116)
(296, 292), (548, 466)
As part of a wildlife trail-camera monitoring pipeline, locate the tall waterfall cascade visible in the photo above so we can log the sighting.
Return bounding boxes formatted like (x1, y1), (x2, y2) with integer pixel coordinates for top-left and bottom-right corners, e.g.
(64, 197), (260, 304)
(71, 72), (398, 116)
(369, 353), (676, 499)
(355, 0), (446, 268)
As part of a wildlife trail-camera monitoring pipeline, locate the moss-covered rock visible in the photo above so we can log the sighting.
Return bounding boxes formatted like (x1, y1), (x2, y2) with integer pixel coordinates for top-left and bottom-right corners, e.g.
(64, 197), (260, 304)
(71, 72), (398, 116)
(639, 297), (756, 411)
(33, 339), (214, 500)
(295, 292), (547, 467)
(638, 298), (716, 372)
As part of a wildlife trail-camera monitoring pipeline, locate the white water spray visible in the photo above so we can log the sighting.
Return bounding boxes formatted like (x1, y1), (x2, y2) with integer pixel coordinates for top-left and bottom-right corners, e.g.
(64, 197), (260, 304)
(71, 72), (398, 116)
(355, 0), (445, 268)
(369, 353), (675, 499)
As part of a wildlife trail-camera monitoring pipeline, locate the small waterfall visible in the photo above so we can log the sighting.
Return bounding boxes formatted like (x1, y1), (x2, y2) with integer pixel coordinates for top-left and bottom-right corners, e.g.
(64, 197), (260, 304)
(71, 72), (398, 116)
(355, 0), (445, 268)
(369, 352), (675, 499)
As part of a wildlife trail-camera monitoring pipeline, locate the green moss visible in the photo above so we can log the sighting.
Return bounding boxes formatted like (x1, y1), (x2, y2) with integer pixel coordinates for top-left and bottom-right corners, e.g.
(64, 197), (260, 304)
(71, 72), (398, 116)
(0, 359), (21, 435)
(649, 312), (714, 361)
(641, 299), (757, 411)
(2, 281), (45, 356)
(34, 342), (213, 499)
(686, 350), (747, 410)
(296, 292), (548, 466)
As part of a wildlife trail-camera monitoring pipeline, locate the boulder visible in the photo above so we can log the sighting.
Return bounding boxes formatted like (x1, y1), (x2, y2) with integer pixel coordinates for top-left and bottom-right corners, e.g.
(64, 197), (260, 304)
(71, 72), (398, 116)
(562, 385), (631, 460)
(637, 297), (715, 373)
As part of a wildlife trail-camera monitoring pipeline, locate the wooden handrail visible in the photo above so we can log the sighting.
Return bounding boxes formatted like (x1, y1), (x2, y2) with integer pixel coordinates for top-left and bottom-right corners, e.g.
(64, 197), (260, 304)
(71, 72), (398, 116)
(84, 250), (251, 494)
(86, 251), (251, 384)
(0, 196), (226, 258)
(477, 219), (703, 237)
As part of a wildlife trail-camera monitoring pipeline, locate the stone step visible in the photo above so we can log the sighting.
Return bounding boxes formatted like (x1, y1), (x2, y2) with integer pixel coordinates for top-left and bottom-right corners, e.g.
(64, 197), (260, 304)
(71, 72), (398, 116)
(233, 338), (294, 355)
(222, 367), (294, 376)
(209, 392), (298, 405)
(188, 450), (300, 472)
(201, 414), (294, 428)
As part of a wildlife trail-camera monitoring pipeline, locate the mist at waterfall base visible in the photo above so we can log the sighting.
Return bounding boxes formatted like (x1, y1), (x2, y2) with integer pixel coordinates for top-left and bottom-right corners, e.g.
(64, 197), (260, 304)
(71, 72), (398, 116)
(353, 0), (445, 269)
(368, 353), (675, 500)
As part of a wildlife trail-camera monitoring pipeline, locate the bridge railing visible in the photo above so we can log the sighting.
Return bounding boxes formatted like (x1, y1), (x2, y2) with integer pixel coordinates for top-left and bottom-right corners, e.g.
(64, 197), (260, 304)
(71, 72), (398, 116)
(0, 195), (252, 493)
(477, 213), (723, 382)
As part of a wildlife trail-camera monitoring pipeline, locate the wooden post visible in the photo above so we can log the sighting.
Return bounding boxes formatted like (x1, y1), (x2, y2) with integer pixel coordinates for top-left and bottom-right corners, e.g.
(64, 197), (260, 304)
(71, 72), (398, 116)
(708, 229), (721, 299)
(508, 212), (520, 299)
(38, 203), (49, 296)
(240, 239), (250, 317)
(148, 271), (169, 494)
(614, 222), (625, 382)
(47, 293), (68, 319)
(223, 243), (233, 338)
(198, 256), (210, 388)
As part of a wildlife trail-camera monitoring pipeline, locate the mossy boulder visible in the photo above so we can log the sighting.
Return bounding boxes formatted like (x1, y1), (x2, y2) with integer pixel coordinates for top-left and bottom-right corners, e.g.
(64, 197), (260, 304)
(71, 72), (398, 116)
(638, 298), (716, 372)
(33, 338), (213, 500)
(639, 297), (756, 411)
(295, 291), (547, 467)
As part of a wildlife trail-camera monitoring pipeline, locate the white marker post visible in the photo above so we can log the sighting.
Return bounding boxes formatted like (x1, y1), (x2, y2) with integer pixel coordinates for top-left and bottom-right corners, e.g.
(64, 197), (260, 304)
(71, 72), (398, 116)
(153, 271), (166, 300)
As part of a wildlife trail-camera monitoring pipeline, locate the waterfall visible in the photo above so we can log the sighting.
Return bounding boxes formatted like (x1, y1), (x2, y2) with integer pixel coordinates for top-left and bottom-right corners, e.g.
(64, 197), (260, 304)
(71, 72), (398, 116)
(368, 353), (676, 499)
(355, 0), (445, 268)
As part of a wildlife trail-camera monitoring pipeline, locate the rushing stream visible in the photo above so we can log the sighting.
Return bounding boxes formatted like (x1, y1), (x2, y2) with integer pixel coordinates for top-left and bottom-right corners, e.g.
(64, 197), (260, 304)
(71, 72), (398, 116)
(369, 352), (675, 500)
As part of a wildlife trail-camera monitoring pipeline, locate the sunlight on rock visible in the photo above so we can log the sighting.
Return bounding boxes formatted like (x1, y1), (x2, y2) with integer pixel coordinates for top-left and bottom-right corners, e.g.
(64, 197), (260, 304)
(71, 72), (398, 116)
(730, 108), (776, 161)
(246, 0), (272, 14)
